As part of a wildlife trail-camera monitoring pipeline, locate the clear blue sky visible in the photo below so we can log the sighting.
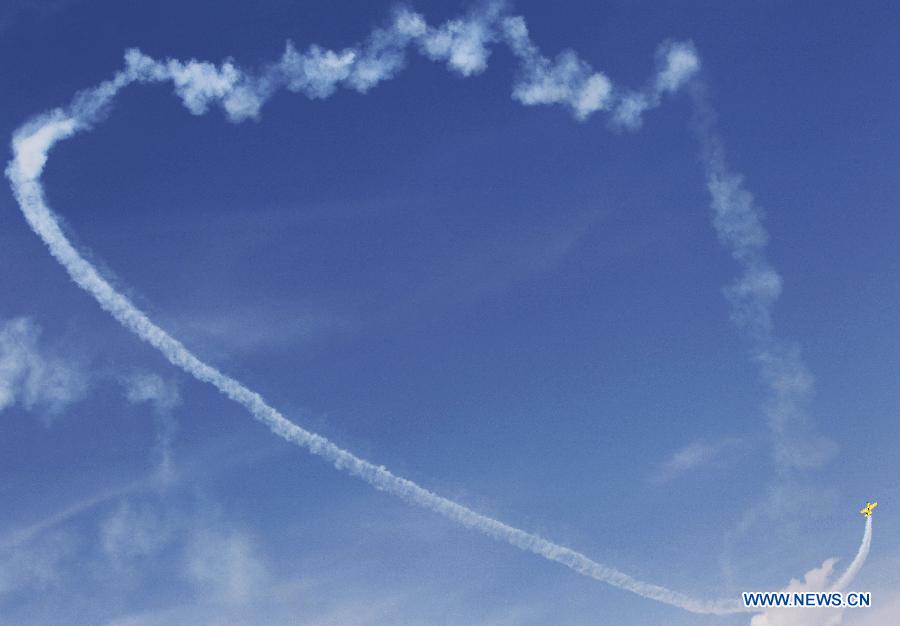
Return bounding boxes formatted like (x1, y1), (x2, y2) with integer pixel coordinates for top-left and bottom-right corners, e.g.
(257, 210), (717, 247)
(1, 1), (898, 624)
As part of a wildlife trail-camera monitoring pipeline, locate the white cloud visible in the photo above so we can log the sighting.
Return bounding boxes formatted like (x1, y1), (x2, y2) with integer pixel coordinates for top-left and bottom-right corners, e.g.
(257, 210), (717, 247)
(0, 530), (76, 597)
(0, 317), (87, 417)
(650, 438), (741, 483)
(657, 441), (716, 476)
(184, 527), (269, 604)
(100, 501), (171, 563)
(750, 559), (845, 626)
(172, 304), (352, 357)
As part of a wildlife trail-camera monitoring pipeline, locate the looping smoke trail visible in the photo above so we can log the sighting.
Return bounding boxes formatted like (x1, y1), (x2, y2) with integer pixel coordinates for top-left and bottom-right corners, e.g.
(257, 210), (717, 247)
(830, 516), (873, 593)
(4, 5), (754, 616)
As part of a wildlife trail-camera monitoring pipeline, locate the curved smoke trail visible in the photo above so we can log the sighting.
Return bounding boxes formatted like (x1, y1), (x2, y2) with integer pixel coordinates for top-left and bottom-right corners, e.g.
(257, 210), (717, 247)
(5, 132), (744, 616)
(4, 4), (747, 616)
(6, 1), (853, 616)
(830, 516), (873, 593)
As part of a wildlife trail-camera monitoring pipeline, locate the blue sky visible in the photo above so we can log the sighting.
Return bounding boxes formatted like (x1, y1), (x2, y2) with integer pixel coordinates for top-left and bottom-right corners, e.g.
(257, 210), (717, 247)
(1, 1), (899, 624)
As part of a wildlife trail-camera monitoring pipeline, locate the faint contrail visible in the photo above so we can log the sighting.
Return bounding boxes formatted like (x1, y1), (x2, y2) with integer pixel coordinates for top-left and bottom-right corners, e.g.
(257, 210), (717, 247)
(0, 481), (144, 552)
(830, 516), (873, 593)
(4, 5), (752, 615)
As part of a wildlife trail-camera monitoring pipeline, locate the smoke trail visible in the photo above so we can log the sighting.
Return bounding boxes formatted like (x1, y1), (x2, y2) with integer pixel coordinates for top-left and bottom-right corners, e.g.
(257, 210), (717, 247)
(688, 81), (837, 472)
(830, 516), (873, 593)
(5, 141), (745, 615)
(3, 7), (755, 615)
(5, 120), (745, 617)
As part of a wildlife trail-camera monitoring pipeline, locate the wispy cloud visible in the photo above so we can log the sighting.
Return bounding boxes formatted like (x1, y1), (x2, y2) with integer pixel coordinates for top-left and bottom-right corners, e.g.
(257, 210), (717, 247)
(650, 437), (742, 484)
(100, 500), (173, 565)
(184, 526), (269, 604)
(123, 373), (181, 485)
(0, 476), (274, 620)
(171, 304), (355, 358)
(0, 529), (76, 598)
(0, 316), (87, 418)
(102, 497), (272, 605)
(0, 482), (142, 554)
(1, 314), (185, 481)
(0, 312), (192, 484)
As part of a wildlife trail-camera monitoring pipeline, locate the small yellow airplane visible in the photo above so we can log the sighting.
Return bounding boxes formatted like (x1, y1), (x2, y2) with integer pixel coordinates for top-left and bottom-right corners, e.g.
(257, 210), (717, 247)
(860, 502), (878, 517)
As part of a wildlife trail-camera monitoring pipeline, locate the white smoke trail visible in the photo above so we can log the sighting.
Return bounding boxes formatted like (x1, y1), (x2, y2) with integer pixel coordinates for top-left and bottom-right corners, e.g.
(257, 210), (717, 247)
(688, 82), (837, 472)
(5, 114), (745, 618)
(829, 516), (873, 593)
(3, 5), (752, 615)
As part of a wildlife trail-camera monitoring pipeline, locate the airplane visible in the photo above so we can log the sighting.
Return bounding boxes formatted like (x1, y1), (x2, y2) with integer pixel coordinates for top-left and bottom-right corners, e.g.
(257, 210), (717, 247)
(860, 502), (878, 517)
